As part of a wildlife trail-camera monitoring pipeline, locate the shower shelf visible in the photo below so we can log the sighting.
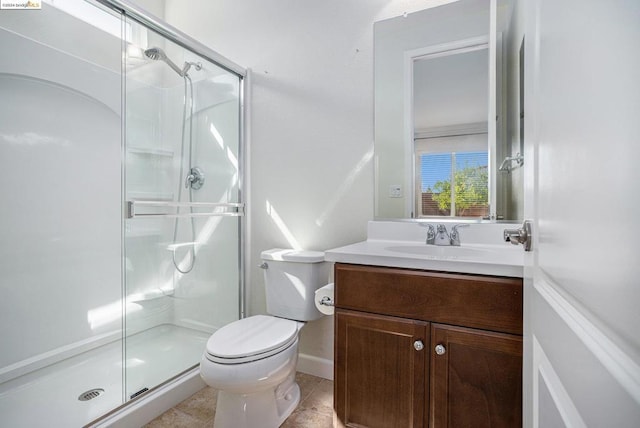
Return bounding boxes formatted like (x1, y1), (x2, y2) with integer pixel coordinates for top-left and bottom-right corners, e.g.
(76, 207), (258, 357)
(127, 146), (174, 157)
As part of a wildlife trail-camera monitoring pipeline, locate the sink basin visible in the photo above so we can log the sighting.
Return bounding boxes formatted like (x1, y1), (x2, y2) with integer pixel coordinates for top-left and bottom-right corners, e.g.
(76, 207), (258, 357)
(325, 221), (525, 277)
(385, 245), (490, 259)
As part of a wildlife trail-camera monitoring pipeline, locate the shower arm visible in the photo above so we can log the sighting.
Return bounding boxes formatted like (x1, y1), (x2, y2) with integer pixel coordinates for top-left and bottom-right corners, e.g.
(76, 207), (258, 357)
(164, 58), (185, 76)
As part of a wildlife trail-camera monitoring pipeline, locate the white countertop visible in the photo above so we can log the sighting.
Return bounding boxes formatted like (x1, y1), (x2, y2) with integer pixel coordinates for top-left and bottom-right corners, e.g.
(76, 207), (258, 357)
(324, 222), (525, 278)
(325, 240), (524, 277)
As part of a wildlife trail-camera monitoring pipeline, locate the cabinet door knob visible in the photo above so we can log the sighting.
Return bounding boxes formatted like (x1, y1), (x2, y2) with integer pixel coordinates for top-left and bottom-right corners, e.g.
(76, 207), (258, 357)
(413, 340), (424, 351)
(434, 344), (446, 355)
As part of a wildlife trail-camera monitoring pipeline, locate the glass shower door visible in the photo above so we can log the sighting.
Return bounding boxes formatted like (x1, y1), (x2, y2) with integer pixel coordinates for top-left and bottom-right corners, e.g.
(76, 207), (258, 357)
(123, 18), (243, 399)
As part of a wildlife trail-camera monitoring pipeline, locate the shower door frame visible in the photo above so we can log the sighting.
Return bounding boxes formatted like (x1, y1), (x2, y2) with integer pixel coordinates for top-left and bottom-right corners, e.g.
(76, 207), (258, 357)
(94, 0), (248, 323)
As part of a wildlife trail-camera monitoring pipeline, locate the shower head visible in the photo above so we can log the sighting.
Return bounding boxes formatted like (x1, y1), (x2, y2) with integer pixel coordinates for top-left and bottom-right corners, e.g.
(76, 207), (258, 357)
(143, 47), (166, 61)
(144, 47), (187, 77)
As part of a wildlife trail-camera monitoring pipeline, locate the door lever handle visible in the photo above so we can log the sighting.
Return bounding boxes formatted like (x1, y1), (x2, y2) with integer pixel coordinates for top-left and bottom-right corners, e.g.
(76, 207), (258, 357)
(503, 220), (532, 251)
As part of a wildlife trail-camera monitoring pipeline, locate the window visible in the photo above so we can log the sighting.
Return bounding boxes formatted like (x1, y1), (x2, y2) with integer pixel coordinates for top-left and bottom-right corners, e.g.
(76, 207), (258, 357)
(415, 133), (489, 218)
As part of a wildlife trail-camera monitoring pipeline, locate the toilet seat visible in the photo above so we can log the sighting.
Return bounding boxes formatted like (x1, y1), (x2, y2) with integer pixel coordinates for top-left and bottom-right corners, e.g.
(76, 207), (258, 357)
(205, 315), (300, 364)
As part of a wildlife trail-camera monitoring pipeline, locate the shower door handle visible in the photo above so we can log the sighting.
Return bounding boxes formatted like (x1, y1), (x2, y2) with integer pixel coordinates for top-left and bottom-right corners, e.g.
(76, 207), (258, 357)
(127, 201), (244, 218)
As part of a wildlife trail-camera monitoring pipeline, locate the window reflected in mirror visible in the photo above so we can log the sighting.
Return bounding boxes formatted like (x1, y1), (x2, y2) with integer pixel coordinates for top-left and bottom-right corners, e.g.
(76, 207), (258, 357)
(418, 150), (488, 217)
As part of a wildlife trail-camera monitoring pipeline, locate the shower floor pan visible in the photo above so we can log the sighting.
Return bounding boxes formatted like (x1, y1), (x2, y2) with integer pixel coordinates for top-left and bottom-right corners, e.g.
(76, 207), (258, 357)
(0, 324), (209, 428)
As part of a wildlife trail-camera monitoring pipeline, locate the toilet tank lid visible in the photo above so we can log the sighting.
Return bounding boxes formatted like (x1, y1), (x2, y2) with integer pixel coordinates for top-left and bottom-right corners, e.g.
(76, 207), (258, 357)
(261, 248), (325, 263)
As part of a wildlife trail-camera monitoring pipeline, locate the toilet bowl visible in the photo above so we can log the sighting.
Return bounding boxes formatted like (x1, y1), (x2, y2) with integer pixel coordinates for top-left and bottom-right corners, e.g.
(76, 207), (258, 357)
(199, 249), (329, 428)
(200, 315), (303, 427)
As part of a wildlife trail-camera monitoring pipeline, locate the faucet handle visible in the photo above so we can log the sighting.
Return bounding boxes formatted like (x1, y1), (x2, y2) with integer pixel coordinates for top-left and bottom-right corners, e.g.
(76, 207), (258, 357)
(450, 224), (470, 246)
(451, 224), (470, 233)
(419, 223), (436, 244)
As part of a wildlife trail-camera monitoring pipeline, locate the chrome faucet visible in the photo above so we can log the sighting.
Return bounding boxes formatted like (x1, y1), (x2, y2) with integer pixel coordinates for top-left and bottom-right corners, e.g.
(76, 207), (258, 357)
(450, 224), (469, 246)
(434, 224), (450, 246)
(422, 223), (470, 246)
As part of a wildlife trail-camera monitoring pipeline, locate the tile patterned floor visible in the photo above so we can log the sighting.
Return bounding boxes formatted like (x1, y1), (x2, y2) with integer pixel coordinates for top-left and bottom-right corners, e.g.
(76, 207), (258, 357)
(144, 372), (334, 428)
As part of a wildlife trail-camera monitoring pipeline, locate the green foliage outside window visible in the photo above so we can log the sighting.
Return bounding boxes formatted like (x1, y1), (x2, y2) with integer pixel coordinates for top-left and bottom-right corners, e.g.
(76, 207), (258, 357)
(430, 166), (488, 214)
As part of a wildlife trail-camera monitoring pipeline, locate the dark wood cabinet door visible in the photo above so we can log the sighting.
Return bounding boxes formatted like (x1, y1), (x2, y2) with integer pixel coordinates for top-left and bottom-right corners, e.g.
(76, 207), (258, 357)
(335, 309), (429, 428)
(430, 324), (522, 428)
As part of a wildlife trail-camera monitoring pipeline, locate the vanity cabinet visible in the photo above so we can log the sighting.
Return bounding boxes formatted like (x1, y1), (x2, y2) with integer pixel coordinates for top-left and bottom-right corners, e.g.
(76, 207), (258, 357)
(334, 263), (523, 428)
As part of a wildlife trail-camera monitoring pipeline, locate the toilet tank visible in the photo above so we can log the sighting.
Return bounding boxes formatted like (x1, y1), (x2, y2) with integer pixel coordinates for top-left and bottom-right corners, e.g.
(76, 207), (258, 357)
(261, 249), (330, 321)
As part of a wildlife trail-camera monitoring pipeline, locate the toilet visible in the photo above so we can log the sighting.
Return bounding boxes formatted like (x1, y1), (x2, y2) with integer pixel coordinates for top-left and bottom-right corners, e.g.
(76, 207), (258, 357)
(200, 249), (330, 428)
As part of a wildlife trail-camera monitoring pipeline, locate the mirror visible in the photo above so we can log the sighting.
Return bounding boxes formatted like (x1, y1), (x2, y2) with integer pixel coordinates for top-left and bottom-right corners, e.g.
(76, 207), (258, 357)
(374, 0), (523, 221)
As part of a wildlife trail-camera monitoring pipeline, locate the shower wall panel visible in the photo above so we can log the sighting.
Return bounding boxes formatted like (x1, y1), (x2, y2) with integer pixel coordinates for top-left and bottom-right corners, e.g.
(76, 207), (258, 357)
(170, 89), (241, 332)
(0, 6), (122, 380)
(124, 78), (176, 337)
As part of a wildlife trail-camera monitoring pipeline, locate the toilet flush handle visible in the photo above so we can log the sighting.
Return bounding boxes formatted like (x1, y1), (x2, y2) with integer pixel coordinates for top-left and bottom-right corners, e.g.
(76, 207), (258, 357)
(258, 262), (268, 269)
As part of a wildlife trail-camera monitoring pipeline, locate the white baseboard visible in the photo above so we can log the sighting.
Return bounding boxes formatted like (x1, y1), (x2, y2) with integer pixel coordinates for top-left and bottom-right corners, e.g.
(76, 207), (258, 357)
(297, 353), (334, 381)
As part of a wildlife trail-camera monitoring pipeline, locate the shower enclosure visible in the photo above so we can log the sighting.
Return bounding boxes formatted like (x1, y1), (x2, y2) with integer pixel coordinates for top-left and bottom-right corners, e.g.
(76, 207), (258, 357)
(0, 1), (245, 426)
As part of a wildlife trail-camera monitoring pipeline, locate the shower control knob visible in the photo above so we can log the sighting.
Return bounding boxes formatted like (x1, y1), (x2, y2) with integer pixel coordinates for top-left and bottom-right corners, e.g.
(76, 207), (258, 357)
(413, 340), (424, 351)
(435, 344), (446, 355)
(186, 167), (205, 190)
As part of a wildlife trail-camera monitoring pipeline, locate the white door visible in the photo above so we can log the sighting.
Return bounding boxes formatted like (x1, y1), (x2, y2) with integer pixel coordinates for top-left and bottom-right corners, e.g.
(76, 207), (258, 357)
(523, 0), (640, 426)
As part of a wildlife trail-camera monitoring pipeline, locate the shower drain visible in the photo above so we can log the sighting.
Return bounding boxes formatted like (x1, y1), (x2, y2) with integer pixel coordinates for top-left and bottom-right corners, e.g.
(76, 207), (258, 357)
(78, 388), (104, 401)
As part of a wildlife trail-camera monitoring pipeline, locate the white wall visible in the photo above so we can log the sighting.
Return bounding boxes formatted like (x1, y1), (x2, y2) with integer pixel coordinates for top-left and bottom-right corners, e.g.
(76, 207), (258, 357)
(162, 0), (458, 369)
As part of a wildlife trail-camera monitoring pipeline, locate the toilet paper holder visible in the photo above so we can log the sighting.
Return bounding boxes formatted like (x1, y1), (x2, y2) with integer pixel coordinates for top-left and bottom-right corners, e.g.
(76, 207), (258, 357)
(319, 296), (334, 307)
(315, 282), (335, 315)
